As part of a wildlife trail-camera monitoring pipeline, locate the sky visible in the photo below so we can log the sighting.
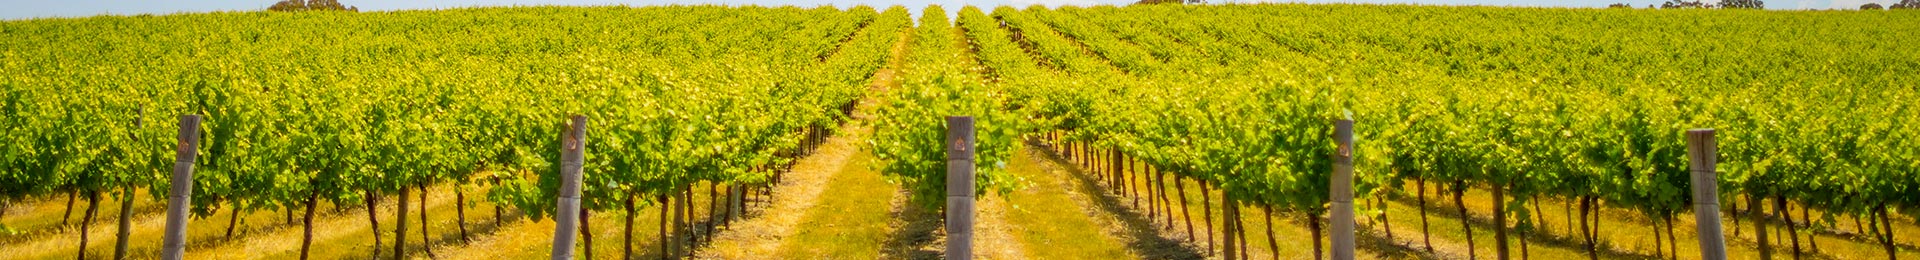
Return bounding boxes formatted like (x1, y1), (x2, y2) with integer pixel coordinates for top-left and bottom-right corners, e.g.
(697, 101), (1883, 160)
(0, 0), (1888, 20)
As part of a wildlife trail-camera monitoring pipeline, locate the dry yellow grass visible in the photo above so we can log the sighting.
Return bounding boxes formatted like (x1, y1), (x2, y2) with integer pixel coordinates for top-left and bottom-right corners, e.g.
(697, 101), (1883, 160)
(0, 184), (512, 260)
(191, 184), (480, 260)
(996, 145), (1132, 260)
(0, 188), (166, 243)
(1386, 183), (1920, 260)
(439, 214), (562, 259)
(700, 104), (882, 259)
(971, 189), (1030, 260)
(0, 194), (174, 260)
(437, 181), (731, 260)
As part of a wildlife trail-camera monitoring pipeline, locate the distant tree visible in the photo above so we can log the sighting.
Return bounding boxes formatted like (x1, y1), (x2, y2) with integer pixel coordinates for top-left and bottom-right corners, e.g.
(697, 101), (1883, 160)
(1718, 0), (1764, 9)
(1661, 0), (1713, 8)
(1894, 0), (1919, 9)
(1609, 3), (1634, 8)
(1862, 3), (1885, 9)
(1134, 0), (1204, 4)
(269, 0), (358, 12)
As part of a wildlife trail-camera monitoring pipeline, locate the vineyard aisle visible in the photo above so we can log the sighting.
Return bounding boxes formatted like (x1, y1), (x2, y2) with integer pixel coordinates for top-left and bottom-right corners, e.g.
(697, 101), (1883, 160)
(700, 77), (890, 258)
(997, 143), (1144, 259)
(724, 25), (1028, 259)
(1023, 142), (1415, 260)
(767, 125), (1026, 260)
(707, 29), (914, 259)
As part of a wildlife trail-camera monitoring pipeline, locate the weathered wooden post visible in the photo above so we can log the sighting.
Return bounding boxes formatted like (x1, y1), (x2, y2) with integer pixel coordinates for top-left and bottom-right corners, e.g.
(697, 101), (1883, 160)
(730, 183), (745, 222)
(945, 116), (976, 260)
(551, 116), (588, 260)
(1687, 129), (1727, 260)
(161, 115), (201, 260)
(1330, 119), (1356, 260)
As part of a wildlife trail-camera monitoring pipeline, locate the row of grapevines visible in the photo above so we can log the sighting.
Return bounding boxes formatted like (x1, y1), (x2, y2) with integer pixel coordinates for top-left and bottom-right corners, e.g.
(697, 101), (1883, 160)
(0, 5), (904, 258)
(1004, 7), (1359, 257)
(971, 4), (1918, 258)
(1207, 5), (1917, 256)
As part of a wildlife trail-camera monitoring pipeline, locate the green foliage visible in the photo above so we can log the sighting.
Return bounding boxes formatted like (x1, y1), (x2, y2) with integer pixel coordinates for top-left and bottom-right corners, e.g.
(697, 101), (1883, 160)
(268, 0), (358, 12)
(0, 3), (1914, 237)
(0, 5), (904, 222)
(964, 4), (1920, 225)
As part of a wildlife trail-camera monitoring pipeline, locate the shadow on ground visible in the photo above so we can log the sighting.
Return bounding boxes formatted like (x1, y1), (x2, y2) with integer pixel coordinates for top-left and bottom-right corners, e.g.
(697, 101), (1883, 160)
(1026, 140), (1207, 259)
(881, 191), (944, 260)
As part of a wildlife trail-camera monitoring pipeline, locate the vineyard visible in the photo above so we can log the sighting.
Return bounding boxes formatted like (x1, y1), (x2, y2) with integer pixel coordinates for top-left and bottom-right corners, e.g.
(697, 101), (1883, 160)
(1, 3), (1917, 260)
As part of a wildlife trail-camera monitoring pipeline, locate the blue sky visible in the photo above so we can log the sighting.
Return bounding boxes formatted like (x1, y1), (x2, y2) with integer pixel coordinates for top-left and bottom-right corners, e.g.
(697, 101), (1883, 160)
(0, 0), (1885, 20)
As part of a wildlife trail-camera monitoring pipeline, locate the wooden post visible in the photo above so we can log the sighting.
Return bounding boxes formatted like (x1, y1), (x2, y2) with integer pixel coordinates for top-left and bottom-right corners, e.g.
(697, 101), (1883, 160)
(944, 116), (976, 260)
(161, 115), (202, 260)
(550, 115), (588, 260)
(1330, 119), (1356, 260)
(730, 183), (745, 223)
(1686, 129), (1727, 260)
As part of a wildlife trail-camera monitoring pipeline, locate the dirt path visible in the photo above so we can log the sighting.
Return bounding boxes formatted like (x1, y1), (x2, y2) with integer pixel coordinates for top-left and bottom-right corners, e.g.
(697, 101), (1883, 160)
(994, 144), (1134, 259)
(725, 20), (1036, 260)
(698, 26), (913, 260)
(698, 110), (879, 259)
(1021, 138), (1437, 260)
(972, 190), (1029, 259)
